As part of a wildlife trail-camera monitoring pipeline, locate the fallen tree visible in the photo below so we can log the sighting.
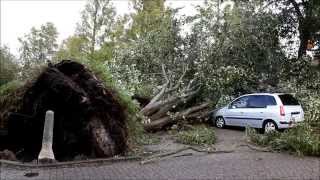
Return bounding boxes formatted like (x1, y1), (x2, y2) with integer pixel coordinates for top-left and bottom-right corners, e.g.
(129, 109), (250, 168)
(140, 65), (212, 132)
(0, 60), (128, 161)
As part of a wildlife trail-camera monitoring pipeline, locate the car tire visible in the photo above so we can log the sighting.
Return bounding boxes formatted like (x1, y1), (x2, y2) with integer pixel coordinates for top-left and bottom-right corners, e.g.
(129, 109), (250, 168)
(263, 120), (278, 134)
(215, 117), (225, 128)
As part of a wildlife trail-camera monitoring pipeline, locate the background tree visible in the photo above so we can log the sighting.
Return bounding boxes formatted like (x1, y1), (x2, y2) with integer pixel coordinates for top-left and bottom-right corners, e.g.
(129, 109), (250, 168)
(54, 35), (89, 61)
(267, 0), (320, 58)
(0, 46), (19, 86)
(18, 22), (58, 69)
(76, 0), (116, 54)
(108, 0), (186, 96)
(127, 0), (166, 40)
(182, 0), (286, 101)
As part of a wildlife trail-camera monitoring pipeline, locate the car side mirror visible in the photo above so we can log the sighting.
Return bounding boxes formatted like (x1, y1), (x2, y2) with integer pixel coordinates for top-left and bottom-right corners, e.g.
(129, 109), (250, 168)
(229, 105), (236, 109)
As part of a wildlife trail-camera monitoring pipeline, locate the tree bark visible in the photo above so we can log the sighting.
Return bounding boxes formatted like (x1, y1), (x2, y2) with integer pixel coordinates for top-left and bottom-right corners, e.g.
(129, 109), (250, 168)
(143, 103), (210, 132)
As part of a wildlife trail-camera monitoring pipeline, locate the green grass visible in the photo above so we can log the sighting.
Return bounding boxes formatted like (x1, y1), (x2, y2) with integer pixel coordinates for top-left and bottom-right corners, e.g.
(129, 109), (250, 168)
(176, 125), (215, 146)
(136, 133), (161, 145)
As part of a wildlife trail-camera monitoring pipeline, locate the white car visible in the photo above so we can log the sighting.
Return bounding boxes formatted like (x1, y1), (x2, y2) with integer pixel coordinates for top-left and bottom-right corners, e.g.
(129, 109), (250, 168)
(213, 93), (304, 133)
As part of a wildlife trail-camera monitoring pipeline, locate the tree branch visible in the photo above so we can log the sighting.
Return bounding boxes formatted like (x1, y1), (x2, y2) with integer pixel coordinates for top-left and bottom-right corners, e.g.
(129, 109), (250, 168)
(288, 0), (305, 20)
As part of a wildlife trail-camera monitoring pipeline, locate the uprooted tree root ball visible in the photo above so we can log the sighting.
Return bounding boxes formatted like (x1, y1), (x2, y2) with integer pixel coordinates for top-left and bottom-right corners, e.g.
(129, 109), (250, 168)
(0, 60), (128, 161)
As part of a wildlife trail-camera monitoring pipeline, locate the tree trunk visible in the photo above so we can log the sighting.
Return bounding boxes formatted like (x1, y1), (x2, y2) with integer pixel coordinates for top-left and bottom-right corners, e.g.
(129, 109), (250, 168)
(143, 103), (210, 132)
(90, 1), (99, 54)
(139, 64), (209, 132)
(298, 22), (311, 58)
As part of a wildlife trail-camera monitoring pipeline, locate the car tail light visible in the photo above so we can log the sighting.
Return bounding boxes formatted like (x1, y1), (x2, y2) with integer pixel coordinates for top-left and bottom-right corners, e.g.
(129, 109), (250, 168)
(280, 105), (285, 116)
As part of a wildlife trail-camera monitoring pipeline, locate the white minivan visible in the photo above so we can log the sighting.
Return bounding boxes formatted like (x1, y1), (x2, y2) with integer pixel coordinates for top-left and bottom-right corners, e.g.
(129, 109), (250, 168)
(213, 93), (304, 133)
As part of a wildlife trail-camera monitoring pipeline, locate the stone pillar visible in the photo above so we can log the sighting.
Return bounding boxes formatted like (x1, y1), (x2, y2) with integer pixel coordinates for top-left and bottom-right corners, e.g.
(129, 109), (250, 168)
(38, 110), (55, 163)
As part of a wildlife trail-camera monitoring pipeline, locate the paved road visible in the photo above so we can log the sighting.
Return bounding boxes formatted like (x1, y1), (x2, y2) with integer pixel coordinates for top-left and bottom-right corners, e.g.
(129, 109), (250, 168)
(1, 128), (319, 180)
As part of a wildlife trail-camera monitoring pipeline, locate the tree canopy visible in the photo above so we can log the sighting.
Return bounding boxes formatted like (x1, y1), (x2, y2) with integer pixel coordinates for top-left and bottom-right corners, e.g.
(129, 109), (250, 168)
(18, 22), (58, 69)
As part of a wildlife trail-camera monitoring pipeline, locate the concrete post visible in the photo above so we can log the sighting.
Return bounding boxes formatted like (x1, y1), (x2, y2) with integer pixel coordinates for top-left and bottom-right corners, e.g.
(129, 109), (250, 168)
(38, 110), (55, 163)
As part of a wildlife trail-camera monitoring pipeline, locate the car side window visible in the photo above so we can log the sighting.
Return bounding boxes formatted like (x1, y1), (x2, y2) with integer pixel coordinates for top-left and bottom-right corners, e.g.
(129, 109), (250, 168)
(247, 96), (266, 108)
(264, 95), (277, 105)
(230, 96), (249, 108)
(247, 95), (277, 108)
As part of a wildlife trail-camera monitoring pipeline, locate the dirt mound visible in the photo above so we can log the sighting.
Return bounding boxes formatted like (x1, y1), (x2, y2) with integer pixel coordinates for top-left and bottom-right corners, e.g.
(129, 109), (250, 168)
(0, 60), (128, 161)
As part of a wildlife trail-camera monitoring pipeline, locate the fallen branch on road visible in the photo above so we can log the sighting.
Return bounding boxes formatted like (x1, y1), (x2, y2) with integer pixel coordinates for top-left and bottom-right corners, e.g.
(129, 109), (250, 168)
(140, 146), (234, 165)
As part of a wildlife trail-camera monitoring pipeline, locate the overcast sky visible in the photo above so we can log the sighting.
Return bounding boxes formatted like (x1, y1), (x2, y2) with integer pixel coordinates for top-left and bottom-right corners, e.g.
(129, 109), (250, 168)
(0, 0), (204, 56)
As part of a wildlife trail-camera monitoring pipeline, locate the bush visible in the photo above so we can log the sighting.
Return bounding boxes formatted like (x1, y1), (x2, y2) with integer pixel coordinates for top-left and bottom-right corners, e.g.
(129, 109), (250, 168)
(247, 124), (320, 156)
(271, 125), (320, 156)
(246, 128), (281, 146)
(0, 81), (24, 96)
(176, 125), (215, 146)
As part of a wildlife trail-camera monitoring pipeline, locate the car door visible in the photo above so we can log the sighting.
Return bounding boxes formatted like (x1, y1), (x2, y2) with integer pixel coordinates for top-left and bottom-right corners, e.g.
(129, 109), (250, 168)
(243, 95), (270, 128)
(224, 96), (249, 126)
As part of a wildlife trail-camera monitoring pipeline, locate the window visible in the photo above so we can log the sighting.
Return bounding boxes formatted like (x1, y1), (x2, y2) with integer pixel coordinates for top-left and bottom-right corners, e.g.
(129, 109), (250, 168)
(264, 95), (277, 105)
(230, 96), (249, 108)
(247, 96), (265, 108)
(247, 95), (277, 108)
(278, 94), (300, 105)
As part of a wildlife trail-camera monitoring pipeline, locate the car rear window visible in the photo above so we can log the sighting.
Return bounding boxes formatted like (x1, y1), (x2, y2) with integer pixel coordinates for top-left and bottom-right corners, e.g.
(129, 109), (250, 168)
(278, 94), (300, 105)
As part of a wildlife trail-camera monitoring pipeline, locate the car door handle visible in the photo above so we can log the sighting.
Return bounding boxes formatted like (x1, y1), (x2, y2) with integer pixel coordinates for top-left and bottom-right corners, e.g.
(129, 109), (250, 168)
(260, 112), (263, 113)
(240, 112), (244, 114)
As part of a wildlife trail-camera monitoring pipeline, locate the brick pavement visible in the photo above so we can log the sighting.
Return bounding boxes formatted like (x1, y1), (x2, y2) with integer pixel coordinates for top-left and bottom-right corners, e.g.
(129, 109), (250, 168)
(1, 128), (319, 180)
(1, 150), (319, 180)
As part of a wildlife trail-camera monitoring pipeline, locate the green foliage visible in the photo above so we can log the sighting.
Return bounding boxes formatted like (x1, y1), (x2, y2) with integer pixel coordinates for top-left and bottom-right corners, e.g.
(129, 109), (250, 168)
(106, 59), (152, 96)
(215, 94), (234, 108)
(247, 125), (320, 156)
(54, 35), (90, 61)
(18, 22), (58, 68)
(110, 5), (185, 96)
(270, 125), (320, 156)
(184, 0), (286, 100)
(0, 81), (25, 129)
(278, 65), (320, 129)
(127, 0), (165, 40)
(76, 0), (116, 54)
(135, 133), (161, 145)
(0, 46), (19, 86)
(270, 0), (320, 57)
(0, 81), (24, 97)
(176, 125), (215, 146)
(246, 128), (281, 147)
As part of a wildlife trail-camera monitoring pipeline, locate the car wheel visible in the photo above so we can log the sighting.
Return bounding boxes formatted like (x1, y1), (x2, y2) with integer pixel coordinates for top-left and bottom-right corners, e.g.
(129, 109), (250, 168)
(215, 117), (225, 128)
(263, 121), (277, 133)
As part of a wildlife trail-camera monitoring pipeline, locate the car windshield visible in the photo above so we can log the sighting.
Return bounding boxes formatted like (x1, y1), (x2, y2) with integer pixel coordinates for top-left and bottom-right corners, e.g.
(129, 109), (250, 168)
(278, 94), (300, 105)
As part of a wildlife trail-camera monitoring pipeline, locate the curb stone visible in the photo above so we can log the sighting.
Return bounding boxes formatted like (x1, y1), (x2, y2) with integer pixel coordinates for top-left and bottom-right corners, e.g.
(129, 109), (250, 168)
(0, 156), (142, 169)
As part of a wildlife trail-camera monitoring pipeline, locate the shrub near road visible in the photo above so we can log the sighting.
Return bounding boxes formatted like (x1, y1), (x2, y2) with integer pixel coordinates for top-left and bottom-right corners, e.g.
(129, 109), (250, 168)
(176, 125), (215, 146)
(248, 124), (320, 156)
